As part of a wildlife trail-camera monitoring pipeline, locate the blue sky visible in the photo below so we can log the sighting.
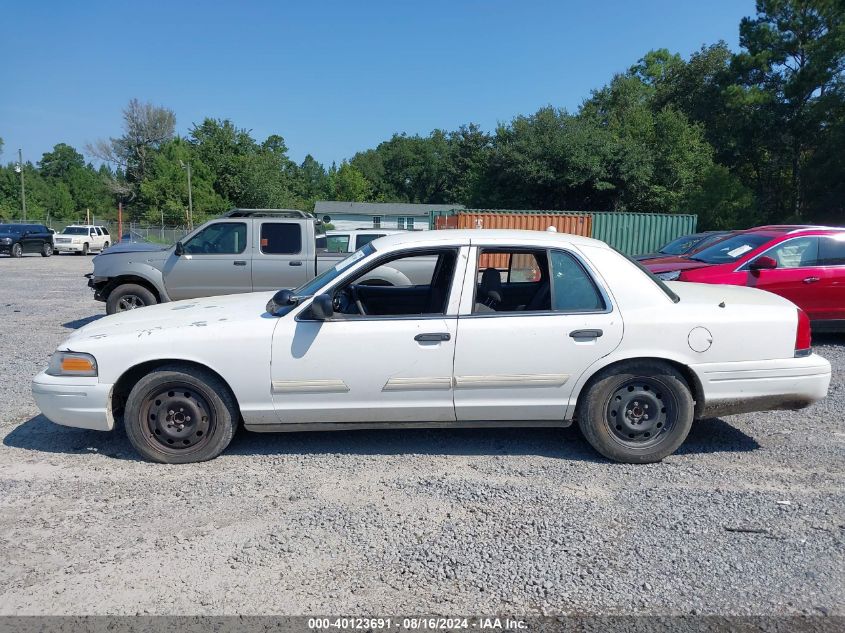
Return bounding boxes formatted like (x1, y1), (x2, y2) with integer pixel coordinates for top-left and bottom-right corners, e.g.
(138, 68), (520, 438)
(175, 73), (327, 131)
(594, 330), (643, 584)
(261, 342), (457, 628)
(1, 0), (755, 169)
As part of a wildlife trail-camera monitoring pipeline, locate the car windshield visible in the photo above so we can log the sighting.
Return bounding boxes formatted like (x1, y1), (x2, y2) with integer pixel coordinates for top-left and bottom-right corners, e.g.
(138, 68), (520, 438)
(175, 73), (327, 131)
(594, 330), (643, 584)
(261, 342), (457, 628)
(62, 227), (90, 235)
(660, 235), (703, 256)
(292, 243), (376, 297)
(689, 234), (772, 264)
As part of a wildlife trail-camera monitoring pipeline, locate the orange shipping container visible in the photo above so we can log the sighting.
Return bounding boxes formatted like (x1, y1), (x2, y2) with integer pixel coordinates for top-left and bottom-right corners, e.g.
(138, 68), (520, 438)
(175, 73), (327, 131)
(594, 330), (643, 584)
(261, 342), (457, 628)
(435, 211), (592, 236)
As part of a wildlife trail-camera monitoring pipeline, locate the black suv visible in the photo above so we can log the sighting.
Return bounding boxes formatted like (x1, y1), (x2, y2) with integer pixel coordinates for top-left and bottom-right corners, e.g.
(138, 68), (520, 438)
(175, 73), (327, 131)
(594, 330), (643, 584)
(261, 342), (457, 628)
(0, 223), (55, 257)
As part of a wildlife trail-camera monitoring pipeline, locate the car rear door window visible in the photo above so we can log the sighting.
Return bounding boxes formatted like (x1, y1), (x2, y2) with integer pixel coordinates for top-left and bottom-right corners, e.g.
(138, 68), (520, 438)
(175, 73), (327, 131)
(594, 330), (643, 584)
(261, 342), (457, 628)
(260, 223), (302, 254)
(818, 236), (845, 266)
(550, 250), (605, 312)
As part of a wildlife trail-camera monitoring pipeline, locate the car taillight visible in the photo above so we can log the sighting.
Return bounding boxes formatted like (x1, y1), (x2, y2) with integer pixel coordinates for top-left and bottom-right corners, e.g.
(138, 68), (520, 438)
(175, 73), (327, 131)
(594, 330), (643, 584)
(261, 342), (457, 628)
(795, 308), (812, 357)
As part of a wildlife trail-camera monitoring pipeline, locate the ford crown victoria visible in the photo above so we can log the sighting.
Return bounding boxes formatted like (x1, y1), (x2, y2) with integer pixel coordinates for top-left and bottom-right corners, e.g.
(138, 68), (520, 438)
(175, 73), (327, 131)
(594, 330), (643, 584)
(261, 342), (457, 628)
(33, 230), (831, 464)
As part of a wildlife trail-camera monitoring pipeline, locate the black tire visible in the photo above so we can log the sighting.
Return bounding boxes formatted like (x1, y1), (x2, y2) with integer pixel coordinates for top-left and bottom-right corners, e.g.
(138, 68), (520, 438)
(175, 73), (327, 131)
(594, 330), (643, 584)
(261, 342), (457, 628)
(578, 361), (694, 464)
(124, 364), (238, 464)
(10, 243), (22, 258)
(82, 243), (89, 256)
(106, 283), (157, 314)
(41, 242), (53, 257)
(102, 241), (110, 251)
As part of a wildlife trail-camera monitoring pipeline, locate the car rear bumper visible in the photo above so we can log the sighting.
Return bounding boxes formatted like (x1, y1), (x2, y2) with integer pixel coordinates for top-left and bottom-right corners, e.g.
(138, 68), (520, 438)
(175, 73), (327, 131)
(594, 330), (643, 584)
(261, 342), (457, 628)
(31, 371), (114, 431)
(692, 353), (832, 418)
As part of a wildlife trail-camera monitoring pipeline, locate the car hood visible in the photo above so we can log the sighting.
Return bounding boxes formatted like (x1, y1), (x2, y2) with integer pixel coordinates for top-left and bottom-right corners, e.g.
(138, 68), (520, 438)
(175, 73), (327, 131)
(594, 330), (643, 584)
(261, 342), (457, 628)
(63, 292), (275, 346)
(100, 242), (165, 254)
(643, 256), (713, 274)
(632, 252), (664, 261)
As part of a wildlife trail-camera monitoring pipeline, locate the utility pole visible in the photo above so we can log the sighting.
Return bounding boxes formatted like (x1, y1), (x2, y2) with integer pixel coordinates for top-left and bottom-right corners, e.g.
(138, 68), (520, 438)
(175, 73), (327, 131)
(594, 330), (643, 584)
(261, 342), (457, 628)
(180, 160), (193, 230)
(17, 149), (27, 221)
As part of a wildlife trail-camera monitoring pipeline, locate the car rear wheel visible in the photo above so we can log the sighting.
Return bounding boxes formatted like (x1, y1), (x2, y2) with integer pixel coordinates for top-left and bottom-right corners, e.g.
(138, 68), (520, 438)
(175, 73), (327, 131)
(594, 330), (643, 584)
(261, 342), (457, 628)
(106, 283), (157, 314)
(82, 243), (89, 256)
(124, 364), (238, 463)
(578, 361), (694, 463)
(102, 241), (110, 250)
(41, 243), (53, 257)
(10, 243), (22, 258)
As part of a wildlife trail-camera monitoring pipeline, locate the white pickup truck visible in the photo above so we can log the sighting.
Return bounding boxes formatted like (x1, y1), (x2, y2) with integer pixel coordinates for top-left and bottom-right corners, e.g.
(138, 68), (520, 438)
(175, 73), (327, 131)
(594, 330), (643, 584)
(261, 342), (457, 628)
(87, 210), (429, 314)
(318, 229), (406, 253)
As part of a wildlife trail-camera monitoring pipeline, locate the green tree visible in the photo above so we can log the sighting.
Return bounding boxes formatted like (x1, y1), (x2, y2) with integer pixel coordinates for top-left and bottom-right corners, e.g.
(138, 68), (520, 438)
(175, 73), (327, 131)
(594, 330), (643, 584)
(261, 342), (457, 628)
(330, 162), (372, 201)
(732, 0), (845, 219)
(138, 138), (228, 225)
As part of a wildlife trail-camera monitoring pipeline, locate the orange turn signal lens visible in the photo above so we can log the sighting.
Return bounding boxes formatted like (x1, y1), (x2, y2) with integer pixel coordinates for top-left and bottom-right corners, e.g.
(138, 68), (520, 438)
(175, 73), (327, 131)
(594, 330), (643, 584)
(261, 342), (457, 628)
(61, 357), (95, 372)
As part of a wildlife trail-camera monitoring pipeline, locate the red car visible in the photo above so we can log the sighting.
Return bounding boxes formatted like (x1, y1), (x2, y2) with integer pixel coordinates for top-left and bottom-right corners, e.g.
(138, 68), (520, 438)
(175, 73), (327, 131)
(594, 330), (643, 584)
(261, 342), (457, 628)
(645, 225), (845, 332)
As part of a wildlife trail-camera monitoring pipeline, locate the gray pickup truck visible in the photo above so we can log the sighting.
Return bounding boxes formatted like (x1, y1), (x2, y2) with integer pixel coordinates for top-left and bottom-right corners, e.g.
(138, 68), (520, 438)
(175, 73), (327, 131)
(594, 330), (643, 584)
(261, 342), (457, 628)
(88, 209), (428, 314)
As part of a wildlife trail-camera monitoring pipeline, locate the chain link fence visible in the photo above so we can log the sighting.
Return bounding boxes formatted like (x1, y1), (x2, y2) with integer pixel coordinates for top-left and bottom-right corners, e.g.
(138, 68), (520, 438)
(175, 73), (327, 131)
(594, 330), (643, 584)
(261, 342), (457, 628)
(44, 221), (190, 245)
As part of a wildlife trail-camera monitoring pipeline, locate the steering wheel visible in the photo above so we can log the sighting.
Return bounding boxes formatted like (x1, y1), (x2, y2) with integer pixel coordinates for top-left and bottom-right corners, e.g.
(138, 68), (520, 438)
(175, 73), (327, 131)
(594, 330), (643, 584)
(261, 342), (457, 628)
(333, 286), (367, 315)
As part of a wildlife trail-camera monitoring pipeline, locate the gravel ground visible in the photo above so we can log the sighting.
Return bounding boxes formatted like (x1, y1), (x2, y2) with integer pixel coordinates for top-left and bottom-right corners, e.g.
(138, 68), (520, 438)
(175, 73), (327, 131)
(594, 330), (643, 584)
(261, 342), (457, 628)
(0, 254), (842, 616)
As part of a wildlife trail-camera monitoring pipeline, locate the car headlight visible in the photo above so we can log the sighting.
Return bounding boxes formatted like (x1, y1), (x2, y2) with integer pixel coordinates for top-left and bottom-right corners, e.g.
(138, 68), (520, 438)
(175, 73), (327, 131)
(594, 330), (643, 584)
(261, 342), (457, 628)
(0, 237), (11, 244)
(46, 352), (98, 377)
(657, 270), (681, 281)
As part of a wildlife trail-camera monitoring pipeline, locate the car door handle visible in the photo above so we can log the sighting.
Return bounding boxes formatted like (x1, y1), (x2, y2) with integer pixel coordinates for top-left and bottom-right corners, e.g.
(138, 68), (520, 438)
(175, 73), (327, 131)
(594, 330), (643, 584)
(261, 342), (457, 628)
(414, 332), (451, 342)
(289, 260), (303, 266)
(803, 276), (820, 284)
(234, 260), (247, 266)
(569, 329), (603, 339)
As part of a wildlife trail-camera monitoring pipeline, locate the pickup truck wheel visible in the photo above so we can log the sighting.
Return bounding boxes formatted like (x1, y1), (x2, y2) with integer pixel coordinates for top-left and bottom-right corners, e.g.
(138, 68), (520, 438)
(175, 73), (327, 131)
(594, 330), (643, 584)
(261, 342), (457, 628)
(41, 243), (53, 257)
(107, 284), (157, 314)
(11, 243), (22, 258)
(578, 361), (694, 464)
(82, 243), (89, 256)
(124, 365), (238, 464)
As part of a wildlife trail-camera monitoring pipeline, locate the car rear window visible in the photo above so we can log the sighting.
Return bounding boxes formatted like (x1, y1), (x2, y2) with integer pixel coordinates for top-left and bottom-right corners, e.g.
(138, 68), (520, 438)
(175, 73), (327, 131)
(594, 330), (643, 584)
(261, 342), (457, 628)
(819, 235), (845, 266)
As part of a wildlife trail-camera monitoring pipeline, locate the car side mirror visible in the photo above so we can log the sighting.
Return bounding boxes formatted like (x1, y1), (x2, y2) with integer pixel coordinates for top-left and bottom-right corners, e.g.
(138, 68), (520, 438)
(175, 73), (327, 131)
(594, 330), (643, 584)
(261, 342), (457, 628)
(174, 241), (184, 256)
(266, 289), (297, 316)
(310, 293), (334, 320)
(749, 255), (777, 271)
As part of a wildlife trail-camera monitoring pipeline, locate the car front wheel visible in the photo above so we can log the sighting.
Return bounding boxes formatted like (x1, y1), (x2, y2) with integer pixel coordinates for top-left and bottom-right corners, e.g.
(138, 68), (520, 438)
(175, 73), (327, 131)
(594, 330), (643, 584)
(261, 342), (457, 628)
(124, 364), (239, 463)
(578, 361), (694, 463)
(11, 243), (22, 258)
(106, 283), (157, 314)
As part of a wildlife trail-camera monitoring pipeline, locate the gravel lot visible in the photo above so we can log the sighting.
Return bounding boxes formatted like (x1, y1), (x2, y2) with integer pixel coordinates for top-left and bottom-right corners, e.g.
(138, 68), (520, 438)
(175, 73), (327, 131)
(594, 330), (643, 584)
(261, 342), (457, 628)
(0, 254), (842, 616)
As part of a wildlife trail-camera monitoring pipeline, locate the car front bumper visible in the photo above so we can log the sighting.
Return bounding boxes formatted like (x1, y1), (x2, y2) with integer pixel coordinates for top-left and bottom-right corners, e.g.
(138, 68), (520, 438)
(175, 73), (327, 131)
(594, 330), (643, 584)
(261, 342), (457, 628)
(54, 243), (85, 253)
(31, 371), (114, 431)
(692, 353), (832, 418)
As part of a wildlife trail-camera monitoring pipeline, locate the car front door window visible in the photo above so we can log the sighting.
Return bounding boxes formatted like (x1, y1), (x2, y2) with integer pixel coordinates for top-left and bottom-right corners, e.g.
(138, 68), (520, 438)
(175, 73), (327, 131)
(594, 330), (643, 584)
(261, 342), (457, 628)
(182, 222), (247, 255)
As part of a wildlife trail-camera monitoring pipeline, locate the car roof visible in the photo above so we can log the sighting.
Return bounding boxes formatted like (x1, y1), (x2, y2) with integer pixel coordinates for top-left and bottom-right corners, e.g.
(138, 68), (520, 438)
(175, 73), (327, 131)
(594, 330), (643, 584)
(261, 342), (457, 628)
(326, 229), (406, 235)
(369, 229), (609, 250)
(745, 224), (844, 235)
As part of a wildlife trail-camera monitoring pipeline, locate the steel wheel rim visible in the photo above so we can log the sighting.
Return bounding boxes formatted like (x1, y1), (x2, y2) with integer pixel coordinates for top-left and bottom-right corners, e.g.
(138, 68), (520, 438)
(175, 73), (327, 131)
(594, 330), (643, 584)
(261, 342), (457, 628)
(605, 377), (676, 448)
(117, 295), (144, 311)
(140, 382), (215, 454)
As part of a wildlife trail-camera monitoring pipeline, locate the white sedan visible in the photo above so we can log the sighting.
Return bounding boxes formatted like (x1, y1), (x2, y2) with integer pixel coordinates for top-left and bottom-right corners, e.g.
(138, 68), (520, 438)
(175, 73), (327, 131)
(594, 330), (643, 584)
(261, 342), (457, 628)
(32, 230), (832, 464)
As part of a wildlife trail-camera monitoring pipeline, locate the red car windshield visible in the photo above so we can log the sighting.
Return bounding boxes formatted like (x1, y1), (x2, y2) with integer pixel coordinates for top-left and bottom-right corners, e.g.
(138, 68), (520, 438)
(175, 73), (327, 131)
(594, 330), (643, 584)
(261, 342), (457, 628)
(688, 233), (772, 264)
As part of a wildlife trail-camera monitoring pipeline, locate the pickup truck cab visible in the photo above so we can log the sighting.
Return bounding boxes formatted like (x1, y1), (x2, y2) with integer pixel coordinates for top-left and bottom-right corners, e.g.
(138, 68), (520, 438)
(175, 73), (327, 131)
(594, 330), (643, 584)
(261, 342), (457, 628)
(55, 225), (110, 255)
(88, 210), (424, 314)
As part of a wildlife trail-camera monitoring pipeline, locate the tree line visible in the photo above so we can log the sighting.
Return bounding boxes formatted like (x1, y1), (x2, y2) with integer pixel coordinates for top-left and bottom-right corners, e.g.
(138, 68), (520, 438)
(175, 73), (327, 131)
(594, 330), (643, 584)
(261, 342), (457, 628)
(1, 0), (842, 230)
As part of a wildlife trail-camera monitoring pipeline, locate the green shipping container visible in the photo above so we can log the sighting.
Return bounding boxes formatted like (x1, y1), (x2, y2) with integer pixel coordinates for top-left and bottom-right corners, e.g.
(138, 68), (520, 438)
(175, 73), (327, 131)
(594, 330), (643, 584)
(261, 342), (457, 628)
(590, 212), (698, 256)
